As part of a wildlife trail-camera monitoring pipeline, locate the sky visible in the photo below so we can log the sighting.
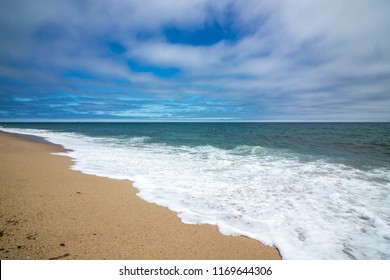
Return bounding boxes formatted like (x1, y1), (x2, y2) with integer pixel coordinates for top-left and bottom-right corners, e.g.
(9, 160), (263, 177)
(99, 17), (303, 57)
(0, 0), (389, 122)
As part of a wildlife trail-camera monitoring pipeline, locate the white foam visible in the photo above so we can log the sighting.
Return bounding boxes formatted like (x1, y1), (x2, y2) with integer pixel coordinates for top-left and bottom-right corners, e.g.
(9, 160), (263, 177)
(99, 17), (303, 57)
(2, 127), (390, 259)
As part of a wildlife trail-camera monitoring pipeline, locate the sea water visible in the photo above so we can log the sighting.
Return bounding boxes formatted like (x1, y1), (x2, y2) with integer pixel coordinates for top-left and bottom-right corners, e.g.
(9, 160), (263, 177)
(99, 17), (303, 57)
(1, 122), (390, 259)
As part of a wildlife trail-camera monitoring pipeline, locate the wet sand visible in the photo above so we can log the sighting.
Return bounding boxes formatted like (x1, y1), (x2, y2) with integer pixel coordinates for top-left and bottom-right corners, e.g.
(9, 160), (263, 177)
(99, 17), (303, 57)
(0, 131), (281, 260)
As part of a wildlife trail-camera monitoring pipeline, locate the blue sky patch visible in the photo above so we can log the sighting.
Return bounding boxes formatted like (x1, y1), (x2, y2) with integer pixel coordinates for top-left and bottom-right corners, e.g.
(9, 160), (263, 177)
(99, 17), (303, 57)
(109, 41), (127, 54)
(163, 17), (243, 46)
(127, 60), (180, 78)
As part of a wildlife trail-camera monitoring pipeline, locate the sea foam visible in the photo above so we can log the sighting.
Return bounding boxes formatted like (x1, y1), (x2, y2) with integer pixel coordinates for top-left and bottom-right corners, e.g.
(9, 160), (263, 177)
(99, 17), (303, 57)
(2, 127), (390, 259)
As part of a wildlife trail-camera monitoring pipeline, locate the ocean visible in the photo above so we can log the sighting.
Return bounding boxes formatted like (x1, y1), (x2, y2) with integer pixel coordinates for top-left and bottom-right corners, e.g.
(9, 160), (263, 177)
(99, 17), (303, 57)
(1, 122), (390, 259)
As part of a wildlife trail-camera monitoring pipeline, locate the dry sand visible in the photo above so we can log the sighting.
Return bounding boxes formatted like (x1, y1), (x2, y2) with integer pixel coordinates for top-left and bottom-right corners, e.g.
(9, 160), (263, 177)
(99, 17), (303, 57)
(0, 131), (281, 260)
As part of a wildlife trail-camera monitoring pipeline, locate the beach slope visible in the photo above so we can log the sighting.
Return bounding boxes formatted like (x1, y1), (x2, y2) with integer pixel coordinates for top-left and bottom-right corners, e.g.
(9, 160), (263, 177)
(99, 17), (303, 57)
(0, 132), (281, 259)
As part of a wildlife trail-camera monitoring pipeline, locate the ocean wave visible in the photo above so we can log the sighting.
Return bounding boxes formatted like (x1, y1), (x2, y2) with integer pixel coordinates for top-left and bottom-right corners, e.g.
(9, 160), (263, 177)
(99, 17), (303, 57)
(2, 127), (389, 259)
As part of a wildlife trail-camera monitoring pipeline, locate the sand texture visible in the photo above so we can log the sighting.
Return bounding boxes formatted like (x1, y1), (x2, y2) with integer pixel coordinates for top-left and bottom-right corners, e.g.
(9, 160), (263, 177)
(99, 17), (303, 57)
(0, 132), (281, 260)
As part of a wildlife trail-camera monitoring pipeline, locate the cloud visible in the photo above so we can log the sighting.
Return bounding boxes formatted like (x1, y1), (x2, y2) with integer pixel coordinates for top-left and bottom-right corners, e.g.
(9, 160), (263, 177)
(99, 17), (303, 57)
(0, 0), (389, 121)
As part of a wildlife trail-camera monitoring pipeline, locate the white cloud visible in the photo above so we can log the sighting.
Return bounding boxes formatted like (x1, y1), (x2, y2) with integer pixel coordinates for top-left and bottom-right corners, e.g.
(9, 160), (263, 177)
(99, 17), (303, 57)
(0, 0), (389, 120)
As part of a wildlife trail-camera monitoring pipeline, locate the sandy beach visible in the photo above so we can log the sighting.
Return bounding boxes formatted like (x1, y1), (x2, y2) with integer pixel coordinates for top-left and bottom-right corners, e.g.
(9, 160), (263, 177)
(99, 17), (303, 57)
(0, 131), (281, 260)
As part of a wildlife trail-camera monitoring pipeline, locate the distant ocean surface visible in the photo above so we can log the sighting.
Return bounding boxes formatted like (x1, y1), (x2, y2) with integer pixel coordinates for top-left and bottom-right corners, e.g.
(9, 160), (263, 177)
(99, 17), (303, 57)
(2, 122), (390, 259)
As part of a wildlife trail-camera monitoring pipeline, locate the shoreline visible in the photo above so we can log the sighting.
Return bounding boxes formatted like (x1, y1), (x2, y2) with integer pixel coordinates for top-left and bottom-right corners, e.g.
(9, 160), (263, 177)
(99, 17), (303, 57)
(0, 131), (281, 260)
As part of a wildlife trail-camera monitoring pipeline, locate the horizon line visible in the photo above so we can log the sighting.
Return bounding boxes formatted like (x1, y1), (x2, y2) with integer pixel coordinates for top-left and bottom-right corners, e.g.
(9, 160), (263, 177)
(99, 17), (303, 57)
(1, 119), (390, 123)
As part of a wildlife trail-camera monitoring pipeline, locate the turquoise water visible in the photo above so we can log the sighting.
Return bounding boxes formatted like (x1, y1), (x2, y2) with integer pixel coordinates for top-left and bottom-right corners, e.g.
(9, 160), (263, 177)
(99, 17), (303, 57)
(5, 122), (390, 169)
(2, 122), (390, 259)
